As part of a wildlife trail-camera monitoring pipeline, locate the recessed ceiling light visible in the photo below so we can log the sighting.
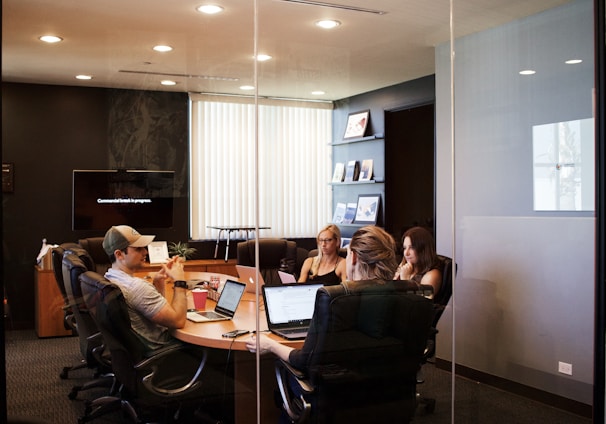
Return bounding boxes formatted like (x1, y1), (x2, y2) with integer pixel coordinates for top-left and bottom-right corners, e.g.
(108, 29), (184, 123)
(255, 54), (272, 62)
(519, 69), (536, 75)
(565, 59), (583, 64)
(196, 4), (224, 14)
(75, 75), (92, 80)
(311, 90), (325, 95)
(240, 85), (255, 91)
(161, 80), (177, 86)
(153, 45), (173, 52)
(39, 35), (63, 43)
(315, 20), (341, 29)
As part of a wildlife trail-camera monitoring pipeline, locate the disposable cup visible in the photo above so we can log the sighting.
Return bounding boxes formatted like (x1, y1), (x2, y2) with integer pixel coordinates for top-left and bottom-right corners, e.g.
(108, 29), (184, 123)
(192, 289), (208, 310)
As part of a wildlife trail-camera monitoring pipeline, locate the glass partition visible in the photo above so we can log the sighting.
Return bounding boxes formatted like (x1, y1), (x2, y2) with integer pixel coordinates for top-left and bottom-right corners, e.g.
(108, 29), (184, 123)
(2, 0), (601, 423)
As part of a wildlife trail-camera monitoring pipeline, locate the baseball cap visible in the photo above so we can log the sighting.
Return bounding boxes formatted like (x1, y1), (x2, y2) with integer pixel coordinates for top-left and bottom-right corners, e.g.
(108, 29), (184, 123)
(102, 225), (155, 256)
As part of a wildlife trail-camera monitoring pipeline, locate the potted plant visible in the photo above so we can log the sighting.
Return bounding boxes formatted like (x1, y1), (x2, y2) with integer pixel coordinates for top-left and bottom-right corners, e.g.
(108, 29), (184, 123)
(168, 241), (197, 260)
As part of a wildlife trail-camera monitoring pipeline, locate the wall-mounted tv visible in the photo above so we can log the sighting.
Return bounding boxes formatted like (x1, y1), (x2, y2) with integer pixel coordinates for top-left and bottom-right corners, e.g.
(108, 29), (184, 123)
(73, 169), (175, 231)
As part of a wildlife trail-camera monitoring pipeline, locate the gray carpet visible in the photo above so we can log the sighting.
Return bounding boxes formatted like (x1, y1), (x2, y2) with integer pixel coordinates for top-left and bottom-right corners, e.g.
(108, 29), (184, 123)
(5, 330), (593, 424)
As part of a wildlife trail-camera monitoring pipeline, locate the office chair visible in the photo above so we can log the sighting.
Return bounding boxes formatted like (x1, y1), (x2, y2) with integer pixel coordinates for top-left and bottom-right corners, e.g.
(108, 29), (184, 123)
(78, 237), (112, 274)
(51, 242), (82, 379)
(274, 280), (434, 424)
(236, 239), (298, 285)
(416, 254), (455, 413)
(78, 271), (215, 424)
(62, 248), (114, 400)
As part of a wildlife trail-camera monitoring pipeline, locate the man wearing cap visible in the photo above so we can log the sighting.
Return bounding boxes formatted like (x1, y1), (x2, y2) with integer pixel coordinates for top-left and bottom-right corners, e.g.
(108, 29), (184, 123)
(103, 225), (188, 351)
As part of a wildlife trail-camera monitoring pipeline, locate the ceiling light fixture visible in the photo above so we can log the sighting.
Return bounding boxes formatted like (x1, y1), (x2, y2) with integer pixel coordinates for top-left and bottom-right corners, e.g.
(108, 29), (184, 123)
(196, 4), (224, 14)
(315, 20), (341, 29)
(119, 70), (238, 81)
(75, 75), (92, 80)
(153, 45), (173, 52)
(278, 0), (386, 15)
(311, 90), (325, 95)
(39, 35), (63, 43)
(255, 54), (272, 62)
(565, 59), (583, 64)
(240, 85), (255, 91)
(519, 69), (536, 75)
(161, 80), (177, 86)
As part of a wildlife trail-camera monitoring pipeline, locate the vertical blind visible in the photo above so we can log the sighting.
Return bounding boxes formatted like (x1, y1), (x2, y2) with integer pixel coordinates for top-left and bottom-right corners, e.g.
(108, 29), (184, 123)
(189, 94), (333, 240)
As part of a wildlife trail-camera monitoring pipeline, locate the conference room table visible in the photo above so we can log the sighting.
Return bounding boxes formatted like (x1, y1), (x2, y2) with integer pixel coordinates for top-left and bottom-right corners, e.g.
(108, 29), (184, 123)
(158, 271), (303, 424)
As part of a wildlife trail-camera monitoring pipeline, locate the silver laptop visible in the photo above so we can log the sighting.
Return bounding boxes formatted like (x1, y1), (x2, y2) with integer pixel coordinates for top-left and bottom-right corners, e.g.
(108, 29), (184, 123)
(186, 279), (246, 322)
(262, 283), (323, 339)
(236, 265), (266, 293)
(278, 270), (296, 284)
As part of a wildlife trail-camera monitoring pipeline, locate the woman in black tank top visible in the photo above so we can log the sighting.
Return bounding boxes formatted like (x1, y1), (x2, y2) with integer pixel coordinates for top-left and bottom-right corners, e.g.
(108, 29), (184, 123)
(299, 224), (346, 284)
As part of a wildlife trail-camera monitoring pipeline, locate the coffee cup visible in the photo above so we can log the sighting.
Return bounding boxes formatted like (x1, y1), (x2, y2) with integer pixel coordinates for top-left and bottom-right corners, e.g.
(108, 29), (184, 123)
(192, 288), (208, 310)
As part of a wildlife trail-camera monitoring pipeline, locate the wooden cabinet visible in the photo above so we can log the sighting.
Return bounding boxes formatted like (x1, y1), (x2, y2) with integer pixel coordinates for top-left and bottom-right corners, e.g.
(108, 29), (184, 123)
(34, 266), (73, 338)
(133, 259), (238, 277)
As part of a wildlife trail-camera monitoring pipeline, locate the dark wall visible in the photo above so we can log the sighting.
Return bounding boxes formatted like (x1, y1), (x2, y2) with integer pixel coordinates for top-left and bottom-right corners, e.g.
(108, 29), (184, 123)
(1, 83), (192, 328)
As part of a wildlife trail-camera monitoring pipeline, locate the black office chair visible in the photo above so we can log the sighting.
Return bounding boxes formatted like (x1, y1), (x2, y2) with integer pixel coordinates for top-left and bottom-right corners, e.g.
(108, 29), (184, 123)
(416, 254), (455, 413)
(62, 248), (114, 400)
(78, 237), (112, 274)
(274, 280), (434, 424)
(78, 271), (216, 424)
(237, 239), (298, 285)
(51, 242), (82, 379)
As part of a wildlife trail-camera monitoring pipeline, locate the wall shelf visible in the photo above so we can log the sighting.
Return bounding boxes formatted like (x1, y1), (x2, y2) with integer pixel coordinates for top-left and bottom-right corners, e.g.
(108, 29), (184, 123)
(330, 135), (384, 146)
(330, 179), (384, 185)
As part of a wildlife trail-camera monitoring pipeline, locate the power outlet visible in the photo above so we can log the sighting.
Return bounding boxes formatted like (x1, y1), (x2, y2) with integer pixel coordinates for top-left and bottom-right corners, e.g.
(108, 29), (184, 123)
(558, 361), (573, 375)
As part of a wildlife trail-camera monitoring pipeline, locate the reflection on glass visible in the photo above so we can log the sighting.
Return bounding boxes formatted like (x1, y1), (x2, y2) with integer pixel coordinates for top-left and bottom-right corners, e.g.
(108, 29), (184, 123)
(533, 118), (595, 211)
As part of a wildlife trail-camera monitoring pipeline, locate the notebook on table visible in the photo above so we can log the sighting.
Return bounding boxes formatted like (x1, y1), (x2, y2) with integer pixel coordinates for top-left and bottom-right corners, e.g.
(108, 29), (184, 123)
(186, 279), (246, 323)
(262, 283), (324, 339)
(236, 264), (266, 293)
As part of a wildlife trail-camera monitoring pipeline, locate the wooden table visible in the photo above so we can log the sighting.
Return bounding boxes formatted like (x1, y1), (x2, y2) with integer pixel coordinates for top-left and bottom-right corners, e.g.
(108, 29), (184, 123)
(171, 272), (303, 424)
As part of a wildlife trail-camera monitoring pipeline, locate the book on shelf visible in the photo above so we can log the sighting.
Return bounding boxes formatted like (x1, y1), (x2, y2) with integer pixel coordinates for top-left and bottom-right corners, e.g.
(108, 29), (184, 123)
(332, 162), (345, 182)
(332, 202), (347, 224)
(344, 160), (360, 182)
(342, 202), (357, 224)
(359, 159), (373, 181)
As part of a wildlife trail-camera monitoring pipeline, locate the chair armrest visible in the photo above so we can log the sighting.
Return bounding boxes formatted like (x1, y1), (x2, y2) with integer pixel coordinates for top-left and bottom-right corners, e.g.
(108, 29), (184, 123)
(135, 344), (208, 396)
(87, 332), (111, 369)
(275, 359), (313, 424)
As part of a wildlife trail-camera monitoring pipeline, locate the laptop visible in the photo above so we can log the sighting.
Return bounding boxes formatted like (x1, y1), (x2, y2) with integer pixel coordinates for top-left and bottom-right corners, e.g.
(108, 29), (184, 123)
(262, 283), (323, 339)
(236, 265), (266, 293)
(278, 270), (296, 284)
(186, 279), (246, 323)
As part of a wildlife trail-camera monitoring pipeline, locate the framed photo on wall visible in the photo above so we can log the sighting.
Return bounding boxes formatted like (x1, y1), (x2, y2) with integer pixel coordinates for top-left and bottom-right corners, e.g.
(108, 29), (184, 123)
(343, 110), (370, 139)
(354, 194), (380, 224)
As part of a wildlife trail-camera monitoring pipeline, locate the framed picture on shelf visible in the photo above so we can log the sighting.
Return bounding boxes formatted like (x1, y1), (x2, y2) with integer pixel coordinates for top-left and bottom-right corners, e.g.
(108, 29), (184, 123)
(354, 194), (380, 224)
(341, 238), (352, 248)
(343, 110), (370, 139)
(359, 159), (373, 181)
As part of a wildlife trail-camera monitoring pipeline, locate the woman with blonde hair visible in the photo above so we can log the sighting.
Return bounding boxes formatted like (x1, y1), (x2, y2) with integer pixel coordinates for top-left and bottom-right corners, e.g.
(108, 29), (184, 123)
(298, 224), (346, 285)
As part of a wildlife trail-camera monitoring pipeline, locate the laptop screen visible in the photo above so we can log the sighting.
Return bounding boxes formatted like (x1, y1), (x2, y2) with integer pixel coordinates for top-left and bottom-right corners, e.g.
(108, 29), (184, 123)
(216, 280), (246, 314)
(263, 283), (323, 325)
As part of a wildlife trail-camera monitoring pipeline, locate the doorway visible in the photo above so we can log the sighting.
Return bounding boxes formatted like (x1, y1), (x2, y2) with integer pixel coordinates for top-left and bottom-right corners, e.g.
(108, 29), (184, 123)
(384, 103), (435, 242)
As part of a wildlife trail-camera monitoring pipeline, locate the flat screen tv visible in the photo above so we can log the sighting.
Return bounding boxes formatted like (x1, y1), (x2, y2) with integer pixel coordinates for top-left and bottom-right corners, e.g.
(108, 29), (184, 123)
(72, 169), (175, 231)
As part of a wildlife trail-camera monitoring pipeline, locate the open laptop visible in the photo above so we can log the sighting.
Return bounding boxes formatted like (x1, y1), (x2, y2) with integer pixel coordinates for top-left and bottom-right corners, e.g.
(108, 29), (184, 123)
(262, 283), (323, 339)
(186, 279), (246, 323)
(278, 270), (296, 284)
(236, 265), (266, 293)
